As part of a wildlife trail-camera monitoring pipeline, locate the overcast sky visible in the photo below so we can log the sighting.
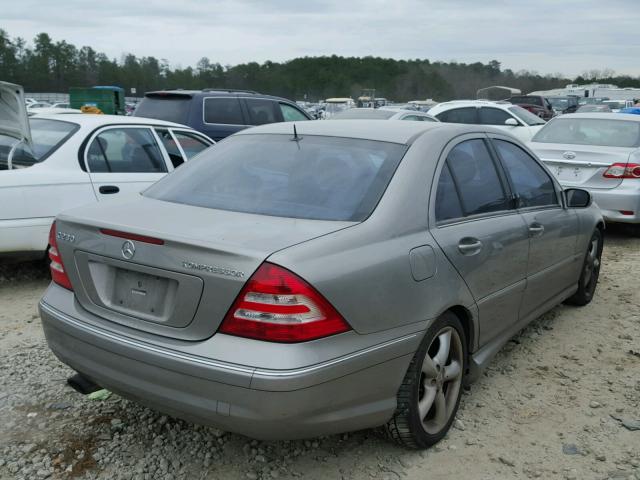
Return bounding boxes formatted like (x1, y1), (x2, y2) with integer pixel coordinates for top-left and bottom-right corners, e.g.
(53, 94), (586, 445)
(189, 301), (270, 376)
(3, 0), (639, 77)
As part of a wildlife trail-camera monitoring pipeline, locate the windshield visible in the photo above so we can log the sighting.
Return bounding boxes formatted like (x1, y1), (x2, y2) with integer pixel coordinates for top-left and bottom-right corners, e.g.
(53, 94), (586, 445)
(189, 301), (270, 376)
(0, 118), (77, 170)
(145, 134), (407, 221)
(532, 118), (640, 148)
(508, 106), (546, 125)
(135, 95), (191, 123)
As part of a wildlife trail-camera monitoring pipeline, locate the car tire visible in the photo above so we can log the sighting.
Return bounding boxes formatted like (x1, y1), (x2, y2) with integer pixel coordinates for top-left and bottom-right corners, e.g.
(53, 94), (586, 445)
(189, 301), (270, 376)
(565, 229), (603, 306)
(385, 312), (466, 449)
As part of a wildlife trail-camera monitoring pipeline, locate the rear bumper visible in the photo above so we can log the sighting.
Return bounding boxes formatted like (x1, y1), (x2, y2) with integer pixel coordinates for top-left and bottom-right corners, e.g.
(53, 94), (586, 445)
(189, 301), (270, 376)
(39, 289), (419, 440)
(588, 184), (640, 224)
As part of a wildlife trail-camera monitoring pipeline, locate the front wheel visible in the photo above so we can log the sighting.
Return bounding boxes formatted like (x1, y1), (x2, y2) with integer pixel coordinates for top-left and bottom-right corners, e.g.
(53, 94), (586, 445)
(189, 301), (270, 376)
(385, 312), (466, 449)
(565, 229), (603, 306)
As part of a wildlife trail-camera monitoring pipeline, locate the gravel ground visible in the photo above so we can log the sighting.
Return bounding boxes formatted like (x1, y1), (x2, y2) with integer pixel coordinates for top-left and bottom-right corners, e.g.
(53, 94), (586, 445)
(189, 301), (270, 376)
(0, 227), (639, 480)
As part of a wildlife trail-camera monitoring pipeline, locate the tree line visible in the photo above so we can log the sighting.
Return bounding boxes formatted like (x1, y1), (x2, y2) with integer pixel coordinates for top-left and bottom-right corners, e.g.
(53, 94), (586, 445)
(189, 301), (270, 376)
(2, 30), (639, 102)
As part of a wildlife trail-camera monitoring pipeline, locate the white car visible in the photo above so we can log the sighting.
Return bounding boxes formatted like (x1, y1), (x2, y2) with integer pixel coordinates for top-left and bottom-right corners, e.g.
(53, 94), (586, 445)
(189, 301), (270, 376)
(428, 100), (546, 143)
(0, 82), (214, 259)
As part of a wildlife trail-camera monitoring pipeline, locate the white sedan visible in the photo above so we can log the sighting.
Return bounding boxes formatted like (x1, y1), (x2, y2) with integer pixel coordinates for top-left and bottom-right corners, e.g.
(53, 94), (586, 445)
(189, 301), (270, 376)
(1, 84), (214, 259)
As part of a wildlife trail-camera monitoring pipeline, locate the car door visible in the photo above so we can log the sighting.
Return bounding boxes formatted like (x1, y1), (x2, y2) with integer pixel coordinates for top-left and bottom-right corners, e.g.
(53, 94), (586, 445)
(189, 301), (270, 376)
(202, 96), (247, 141)
(84, 126), (170, 199)
(243, 98), (284, 125)
(489, 135), (580, 321)
(430, 136), (530, 345)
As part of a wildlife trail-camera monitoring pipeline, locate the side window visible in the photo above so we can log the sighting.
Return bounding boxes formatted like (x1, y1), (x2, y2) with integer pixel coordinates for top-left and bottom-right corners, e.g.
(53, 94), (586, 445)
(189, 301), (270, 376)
(155, 128), (184, 168)
(173, 131), (211, 159)
(447, 139), (510, 216)
(479, 108), (513, 126)
(86, 128), (167, 173)
(203, 97), (244, 125)
(402, 115), (427, 121)
(245, 99), (282, 125)
(435, 163), (464, 222)
(436, 107), (477, 124)
(493, 140), (559, 208)
(280, 103), (308, 122)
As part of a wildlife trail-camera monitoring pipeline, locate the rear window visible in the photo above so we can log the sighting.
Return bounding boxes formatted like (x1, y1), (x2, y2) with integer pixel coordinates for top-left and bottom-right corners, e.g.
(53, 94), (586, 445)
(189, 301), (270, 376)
(135, 95), (191, 124)
(0, 118), (77, 170)
(145, 134), (407, 221)
(532, 118), (640, 148)
(511, 96), (542, 106)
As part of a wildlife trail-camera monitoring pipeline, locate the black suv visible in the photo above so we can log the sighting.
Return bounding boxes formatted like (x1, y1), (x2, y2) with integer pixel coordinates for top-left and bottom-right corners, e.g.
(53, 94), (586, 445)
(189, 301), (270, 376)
(134, 89), (312, 141)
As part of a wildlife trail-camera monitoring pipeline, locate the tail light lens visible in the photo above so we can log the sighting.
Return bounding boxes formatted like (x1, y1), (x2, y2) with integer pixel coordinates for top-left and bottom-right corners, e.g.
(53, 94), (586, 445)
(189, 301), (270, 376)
(219, 262), (351, 343)
(603, 163), (640, 179)
(48, 222), (73, 290)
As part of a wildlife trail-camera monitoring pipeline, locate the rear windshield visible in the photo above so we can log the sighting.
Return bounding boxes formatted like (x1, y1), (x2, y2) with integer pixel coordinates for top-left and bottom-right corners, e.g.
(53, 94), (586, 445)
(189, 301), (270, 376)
(532, 118), (640, 148)
(145, 134), (407, 221)
(135, 95), (191, 124)
(0, 118), (78, 170)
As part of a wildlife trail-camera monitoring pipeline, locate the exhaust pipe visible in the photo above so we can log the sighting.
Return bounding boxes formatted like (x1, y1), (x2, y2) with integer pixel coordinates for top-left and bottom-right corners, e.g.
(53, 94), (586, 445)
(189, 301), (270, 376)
(67, 373), (102, 395)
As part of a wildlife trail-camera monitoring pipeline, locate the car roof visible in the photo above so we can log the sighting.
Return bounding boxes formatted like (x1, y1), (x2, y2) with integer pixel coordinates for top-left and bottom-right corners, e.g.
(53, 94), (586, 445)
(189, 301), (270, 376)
(144, 89), (290, 101)
(31, 113), (189, 128)
(430, 100), (512, 110)
(234, 119), (471, 144)
(553, 112), (640, 122)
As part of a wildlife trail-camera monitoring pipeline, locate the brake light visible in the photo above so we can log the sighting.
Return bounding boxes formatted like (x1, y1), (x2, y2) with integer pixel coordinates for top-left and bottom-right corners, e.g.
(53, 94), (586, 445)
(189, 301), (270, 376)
(48, 222), (73, 290)
(99, 228), (164, 245)
(219, 262), (351, 342)
(603, 163), (640, 179)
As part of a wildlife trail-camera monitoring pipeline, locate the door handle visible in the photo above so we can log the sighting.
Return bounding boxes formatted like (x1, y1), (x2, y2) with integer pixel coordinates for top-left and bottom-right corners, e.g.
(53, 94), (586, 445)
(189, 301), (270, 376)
(529, 223), (545, 237)
(99, 185), (120, 194)
(458, 238), (483, 255)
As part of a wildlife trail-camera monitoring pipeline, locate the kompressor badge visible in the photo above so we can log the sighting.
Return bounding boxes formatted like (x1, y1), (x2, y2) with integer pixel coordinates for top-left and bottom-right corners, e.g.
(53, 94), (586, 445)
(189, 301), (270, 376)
(182, 261), (245, 278)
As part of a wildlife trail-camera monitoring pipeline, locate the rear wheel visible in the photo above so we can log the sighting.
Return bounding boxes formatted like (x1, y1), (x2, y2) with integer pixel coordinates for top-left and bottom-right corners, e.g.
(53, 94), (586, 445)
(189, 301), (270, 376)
(385, 312), (466, 449)
(565, 229), (603, 306)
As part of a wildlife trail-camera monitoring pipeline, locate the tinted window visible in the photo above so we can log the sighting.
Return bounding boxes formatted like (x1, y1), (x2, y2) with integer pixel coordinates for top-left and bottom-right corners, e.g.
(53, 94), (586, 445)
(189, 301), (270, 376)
(135, 96), (191, 124)
(532, 118), (640, 148)
(245, 99), (282, 125)
(155, 128), (184, 168)
(204, 97), (244, 125)
(86, 128), (167, 173)
(280, 103), (309, 121)
(145, 134), (407, 221)
(447, 139), (510, 216)
(436, 107), (477, 124)
(479, 108), (513, 125)
(173, 131), (211, 159)
(493, 140), (558, 208)
(435, 163), (464, 222)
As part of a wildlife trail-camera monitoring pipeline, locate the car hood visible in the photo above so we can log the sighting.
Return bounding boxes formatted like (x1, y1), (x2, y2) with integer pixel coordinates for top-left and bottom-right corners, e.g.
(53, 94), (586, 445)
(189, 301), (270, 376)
(0, 81), (32, 147)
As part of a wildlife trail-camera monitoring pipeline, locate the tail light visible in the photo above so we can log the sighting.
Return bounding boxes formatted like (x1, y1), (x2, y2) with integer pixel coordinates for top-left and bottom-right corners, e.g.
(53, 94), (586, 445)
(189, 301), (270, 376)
(219, 262), (351, 343)
(603, 163), (640, 179)
(48, 222), (73, 290)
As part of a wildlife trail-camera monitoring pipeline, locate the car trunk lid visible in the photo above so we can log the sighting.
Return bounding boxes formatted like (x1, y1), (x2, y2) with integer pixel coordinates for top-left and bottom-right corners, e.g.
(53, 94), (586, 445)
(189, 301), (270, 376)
(56, 196), (355, 341)
(0, 81), (32, 146)
(531, 143), (633, 189)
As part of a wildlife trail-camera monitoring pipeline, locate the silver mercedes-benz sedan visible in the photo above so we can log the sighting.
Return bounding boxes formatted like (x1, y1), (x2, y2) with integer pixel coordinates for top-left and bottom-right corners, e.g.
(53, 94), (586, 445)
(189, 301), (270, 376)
(39, 120), (603, 448)
(528, 113), (640, 231)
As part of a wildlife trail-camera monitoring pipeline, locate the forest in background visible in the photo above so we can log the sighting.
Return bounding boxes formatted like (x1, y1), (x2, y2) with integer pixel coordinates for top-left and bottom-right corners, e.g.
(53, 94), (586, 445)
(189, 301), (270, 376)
(2, 30), (640, 101)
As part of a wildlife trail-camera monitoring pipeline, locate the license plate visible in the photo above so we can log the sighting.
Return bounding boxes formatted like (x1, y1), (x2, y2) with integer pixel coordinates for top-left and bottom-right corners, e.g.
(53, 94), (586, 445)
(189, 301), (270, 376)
(112, 268), (172, 317)
(552, 165), (587, 182)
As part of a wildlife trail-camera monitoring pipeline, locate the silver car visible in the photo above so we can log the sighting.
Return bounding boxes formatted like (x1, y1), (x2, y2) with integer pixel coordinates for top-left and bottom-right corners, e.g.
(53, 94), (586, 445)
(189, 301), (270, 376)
(329, 108), (439, 122)
(529, 113), (640, 230)
(39, 120), (603, 448)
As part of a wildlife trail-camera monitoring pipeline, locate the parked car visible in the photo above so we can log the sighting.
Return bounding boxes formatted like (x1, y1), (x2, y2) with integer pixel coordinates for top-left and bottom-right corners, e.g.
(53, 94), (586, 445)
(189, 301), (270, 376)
(547, 96), (580, 115)
(0, 83), (214, 259)
(428, 100), (546, 143)
(51, 102), (70, 109)
(576, 104), (612, 113)
(26, 101), (52, 111)
(134, 89), (312, 141)
(39, 119), (603, 448)
(329, 108), (438, 122)
(528, 113), (640, 230)
(27, 107), (81, 116)
(508, 95), (555, 120)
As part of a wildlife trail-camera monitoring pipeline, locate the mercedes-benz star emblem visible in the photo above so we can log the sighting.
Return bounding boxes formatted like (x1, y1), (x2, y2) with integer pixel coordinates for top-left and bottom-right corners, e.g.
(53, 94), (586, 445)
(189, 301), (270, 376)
(121, 240), (136, 259)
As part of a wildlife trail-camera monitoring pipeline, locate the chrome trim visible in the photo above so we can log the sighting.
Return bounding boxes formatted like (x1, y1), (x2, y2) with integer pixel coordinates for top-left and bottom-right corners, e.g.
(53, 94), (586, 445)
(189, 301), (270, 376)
(40, 301), (419, 379)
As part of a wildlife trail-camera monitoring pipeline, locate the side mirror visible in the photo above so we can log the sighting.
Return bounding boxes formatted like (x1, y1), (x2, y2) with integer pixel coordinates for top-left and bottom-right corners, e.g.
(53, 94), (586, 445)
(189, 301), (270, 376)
(565, 188), (591, 208)
(504, 118), (519, 126)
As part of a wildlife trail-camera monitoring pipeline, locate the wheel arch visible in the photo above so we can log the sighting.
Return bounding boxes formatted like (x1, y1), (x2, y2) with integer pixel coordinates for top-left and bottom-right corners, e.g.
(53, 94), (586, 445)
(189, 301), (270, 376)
(445, 305), (476, 354)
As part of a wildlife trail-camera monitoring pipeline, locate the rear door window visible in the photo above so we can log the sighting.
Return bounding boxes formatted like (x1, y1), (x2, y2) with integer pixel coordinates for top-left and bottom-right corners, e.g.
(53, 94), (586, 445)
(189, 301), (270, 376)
(436, 107), (477, 124)
(155, 128), (184, 168)
(435, 163), (464, 222)
(172, 131), (211, 159)
(479, 108), (513, 125)
(492, 139), (558, 208)
(446, 139), (510, 216)
(203, 97), (244, 125)
(86, 127), (167, 173)
(279, 103), (309, 121)
(245, 98), (283, 125)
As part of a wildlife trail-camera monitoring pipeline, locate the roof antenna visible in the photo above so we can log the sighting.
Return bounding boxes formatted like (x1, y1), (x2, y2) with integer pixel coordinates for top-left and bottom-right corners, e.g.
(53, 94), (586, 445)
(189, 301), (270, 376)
(291, 123), (302, 142)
